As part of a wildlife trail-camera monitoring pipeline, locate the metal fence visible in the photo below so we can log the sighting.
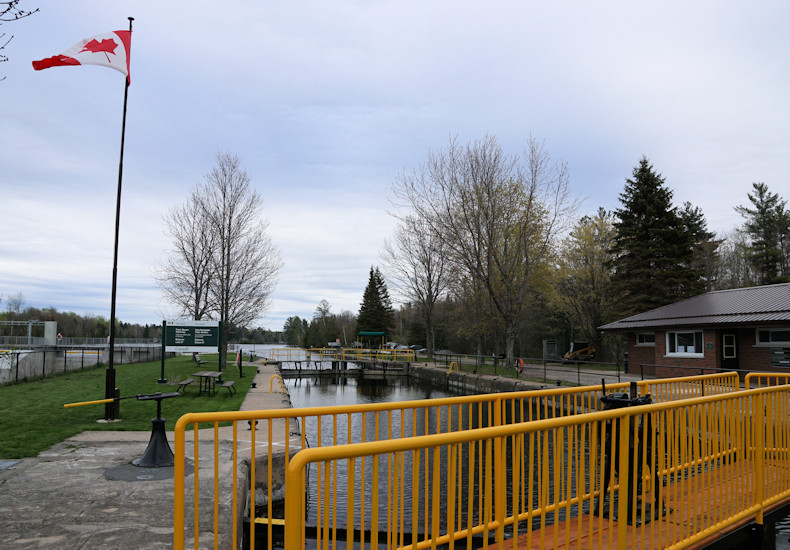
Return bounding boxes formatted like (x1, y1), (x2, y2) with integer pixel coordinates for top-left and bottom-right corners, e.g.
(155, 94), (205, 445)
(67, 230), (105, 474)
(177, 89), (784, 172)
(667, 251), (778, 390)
(0, 336), (160, 347)
(173, 372), (740, 549)
(434, 351), (625, 384)
(0, 344), (164, 385)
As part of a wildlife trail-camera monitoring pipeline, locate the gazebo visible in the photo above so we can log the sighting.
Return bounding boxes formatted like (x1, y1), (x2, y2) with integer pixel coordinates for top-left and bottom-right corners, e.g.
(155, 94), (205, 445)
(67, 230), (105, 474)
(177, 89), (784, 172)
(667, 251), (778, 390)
(356, 331), (388, 349)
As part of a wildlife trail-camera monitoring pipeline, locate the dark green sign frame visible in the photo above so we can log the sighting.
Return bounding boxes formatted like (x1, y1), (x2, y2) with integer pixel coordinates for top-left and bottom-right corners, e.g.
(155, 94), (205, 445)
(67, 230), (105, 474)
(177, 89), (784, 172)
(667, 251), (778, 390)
(159, 320), (222, 383)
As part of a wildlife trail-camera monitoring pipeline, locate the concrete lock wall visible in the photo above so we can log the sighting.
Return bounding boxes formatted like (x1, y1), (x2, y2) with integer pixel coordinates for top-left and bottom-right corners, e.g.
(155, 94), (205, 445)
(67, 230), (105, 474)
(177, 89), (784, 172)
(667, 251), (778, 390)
(408, 363), (533, 394)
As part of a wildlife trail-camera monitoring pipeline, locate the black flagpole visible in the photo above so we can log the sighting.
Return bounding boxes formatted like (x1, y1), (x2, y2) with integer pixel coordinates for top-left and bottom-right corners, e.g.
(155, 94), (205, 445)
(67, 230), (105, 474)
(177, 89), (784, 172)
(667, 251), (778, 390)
(105, 16), (134, 421)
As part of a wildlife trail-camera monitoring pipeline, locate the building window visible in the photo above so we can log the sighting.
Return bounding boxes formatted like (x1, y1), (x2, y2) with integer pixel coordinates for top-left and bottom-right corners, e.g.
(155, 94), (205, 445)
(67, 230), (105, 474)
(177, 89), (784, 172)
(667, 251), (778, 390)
(756, 328), (790, 346)
(636, 332), (655, 346)
(666, 330), (704, 357)
(723, 334), (736, 359)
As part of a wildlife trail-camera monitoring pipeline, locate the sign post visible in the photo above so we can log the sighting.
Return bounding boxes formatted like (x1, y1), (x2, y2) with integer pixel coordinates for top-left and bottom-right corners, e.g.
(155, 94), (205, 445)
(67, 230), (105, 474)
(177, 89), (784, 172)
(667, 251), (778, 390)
(160, 320), (221, 383)
(159, 320), (166, 383)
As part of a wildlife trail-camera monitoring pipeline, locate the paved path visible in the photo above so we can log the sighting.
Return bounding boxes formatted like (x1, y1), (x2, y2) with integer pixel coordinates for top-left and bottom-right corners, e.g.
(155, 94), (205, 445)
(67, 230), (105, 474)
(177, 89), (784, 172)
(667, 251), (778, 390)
(0, 360), (288, 550)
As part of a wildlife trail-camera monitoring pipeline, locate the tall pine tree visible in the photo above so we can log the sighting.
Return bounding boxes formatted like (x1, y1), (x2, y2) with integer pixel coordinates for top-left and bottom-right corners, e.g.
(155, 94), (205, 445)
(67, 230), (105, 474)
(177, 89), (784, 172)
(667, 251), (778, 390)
(679, 201), (719, 291)
(356, 267), (395, 335)
(735, 182), (790, 285)
(609, 157), (704, 316)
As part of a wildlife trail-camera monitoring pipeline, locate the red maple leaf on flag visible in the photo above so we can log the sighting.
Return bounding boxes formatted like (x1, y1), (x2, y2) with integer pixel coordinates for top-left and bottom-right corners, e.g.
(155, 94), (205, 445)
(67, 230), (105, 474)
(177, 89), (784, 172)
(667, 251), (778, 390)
(80, 38), (119, 62)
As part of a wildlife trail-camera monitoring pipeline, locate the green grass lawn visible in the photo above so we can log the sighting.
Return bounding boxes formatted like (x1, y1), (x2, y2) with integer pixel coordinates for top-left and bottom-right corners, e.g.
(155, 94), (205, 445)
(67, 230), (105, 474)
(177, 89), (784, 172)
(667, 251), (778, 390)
(0, 354), (253, 459)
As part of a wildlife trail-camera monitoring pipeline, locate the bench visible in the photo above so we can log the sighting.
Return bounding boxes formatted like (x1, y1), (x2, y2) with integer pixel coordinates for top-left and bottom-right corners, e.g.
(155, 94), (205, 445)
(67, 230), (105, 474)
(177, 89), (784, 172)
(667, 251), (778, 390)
(193, 355), (207, 367)
(177, 378), (194, 393)
(220, 380), (236, 395)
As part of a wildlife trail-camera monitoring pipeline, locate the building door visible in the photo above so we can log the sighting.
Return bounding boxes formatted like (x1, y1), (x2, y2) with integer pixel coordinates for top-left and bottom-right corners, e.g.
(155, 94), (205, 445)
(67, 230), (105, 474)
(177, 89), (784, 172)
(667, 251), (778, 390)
(721, 332), (739, 371)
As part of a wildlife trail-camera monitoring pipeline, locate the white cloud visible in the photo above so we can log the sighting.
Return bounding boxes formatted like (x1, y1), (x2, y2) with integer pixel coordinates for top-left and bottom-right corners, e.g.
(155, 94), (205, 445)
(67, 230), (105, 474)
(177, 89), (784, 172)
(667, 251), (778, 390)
(2, 0), (789, 330)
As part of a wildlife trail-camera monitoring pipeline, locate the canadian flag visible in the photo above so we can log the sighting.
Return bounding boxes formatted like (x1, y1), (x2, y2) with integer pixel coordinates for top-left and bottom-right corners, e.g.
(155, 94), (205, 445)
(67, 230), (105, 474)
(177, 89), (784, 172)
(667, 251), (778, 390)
(32, 30), (132, 83)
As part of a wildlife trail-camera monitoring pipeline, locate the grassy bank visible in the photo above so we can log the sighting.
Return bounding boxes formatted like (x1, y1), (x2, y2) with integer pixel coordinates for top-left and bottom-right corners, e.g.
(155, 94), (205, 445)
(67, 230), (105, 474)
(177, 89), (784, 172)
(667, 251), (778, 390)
(0, 353), (253, 459)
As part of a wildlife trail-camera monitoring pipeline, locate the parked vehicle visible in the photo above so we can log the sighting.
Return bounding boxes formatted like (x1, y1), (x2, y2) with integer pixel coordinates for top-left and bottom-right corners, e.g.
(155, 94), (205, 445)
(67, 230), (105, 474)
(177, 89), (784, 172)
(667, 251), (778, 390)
(563, 342), (595, 362)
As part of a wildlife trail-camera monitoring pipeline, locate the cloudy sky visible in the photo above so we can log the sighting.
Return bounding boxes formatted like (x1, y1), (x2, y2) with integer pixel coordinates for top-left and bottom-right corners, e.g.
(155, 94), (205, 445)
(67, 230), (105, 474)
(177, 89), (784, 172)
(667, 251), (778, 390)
(1, 1), (788, 332)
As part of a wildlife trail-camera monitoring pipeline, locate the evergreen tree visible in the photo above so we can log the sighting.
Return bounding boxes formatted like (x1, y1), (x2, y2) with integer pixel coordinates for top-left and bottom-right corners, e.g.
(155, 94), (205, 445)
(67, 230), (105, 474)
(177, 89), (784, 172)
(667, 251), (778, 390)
(356, 267), (395, 335)
(282, 316), (304, 346)
(734, 182), (789, 285)
(373, 268), (394, 323)
(679, 201), (719, 291)
(609, 157), (703, 316)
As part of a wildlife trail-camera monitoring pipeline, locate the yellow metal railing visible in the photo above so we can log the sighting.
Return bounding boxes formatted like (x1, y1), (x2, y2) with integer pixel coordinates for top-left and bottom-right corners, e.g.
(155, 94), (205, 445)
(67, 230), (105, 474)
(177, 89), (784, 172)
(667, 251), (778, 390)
(269, 374), (286, 393)
(264, 347), (417, 364)
(745, 371), (790, 389)
(342, 348), (416, 362)
(284, 384), (790, 550)
(173, 372), (742, 549)
(265, 347), (340, 362)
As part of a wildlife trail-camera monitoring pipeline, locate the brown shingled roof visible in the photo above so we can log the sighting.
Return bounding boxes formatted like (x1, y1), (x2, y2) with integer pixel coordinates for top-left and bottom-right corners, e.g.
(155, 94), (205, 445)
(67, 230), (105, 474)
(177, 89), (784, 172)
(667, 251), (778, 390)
(599, 283), (790, 331)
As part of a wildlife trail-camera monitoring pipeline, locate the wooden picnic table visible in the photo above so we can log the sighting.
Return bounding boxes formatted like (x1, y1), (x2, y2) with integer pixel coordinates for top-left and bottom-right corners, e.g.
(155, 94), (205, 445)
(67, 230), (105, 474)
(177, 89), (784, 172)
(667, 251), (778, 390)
(192, 371), (222, 396)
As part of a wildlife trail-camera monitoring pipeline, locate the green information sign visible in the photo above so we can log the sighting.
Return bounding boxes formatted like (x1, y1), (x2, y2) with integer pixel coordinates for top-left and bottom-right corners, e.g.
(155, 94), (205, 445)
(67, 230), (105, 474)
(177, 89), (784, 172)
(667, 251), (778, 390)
(159, 320), (222, 384)
(164, 320), (220, 352)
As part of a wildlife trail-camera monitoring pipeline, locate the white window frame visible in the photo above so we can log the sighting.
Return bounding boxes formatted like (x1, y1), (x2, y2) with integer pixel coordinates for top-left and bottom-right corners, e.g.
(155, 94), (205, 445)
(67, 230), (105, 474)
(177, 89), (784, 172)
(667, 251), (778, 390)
(635, 332), (656, 347)
(722, 334), (737, 359)
(665, 329), (705, 358)
(755, 328), (790, 347)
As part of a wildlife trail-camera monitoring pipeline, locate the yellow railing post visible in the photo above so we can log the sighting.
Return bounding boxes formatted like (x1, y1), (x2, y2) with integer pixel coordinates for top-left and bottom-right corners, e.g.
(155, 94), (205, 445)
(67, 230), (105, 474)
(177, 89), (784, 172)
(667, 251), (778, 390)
(173, 416), (186, 550)
(284, 452), (308, 550)
(269, 374), (286, 393)
(493, 395), (504, 544)
(617, 414), (631, 548)
(755, 391), (766, 526)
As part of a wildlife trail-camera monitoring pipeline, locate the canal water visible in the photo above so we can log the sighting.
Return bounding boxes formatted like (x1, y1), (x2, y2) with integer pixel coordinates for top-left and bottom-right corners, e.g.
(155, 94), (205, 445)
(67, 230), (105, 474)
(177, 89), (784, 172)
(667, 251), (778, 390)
(285, 373), (489, 543)
(285, 373), (595, 547)
(777, 517), (790, 550)
(284, 372), (790, 549)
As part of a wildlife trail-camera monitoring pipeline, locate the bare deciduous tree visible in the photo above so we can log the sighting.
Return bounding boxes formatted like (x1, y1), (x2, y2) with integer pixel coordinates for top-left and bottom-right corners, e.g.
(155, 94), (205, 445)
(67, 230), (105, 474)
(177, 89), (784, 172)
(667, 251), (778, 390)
(5, 291), (24, 314)
(714, 229), (758, 290)
(381, 214), (451, 355)
(1, 1), (38, 81)
(156, 194), (214, 321)
(392, 135), (577, 367)
(158, 152), (282, 370)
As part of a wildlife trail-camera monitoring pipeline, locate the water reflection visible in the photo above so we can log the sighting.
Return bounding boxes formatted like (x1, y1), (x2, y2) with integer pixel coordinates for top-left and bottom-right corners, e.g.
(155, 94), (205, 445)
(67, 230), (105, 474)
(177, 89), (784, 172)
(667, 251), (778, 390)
(777, 515), (790, 550)
(287, 374), (438, 407)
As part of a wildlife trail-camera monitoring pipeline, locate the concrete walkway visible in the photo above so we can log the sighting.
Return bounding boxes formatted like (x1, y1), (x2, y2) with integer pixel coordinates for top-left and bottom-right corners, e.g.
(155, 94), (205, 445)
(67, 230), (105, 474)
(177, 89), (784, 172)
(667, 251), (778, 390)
(0, 360), (289, 550)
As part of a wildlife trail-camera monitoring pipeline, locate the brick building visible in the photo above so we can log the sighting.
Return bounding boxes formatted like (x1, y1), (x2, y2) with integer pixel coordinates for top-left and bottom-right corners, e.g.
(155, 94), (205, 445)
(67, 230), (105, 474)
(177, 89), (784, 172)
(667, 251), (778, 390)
(599, 283), (790, 378)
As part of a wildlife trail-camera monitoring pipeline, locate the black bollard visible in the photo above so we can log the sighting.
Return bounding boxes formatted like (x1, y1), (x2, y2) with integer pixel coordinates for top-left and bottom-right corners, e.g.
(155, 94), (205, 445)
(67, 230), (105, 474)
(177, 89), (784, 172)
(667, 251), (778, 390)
(132, 392), (180, 468)
(594, 382), (660, 524)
